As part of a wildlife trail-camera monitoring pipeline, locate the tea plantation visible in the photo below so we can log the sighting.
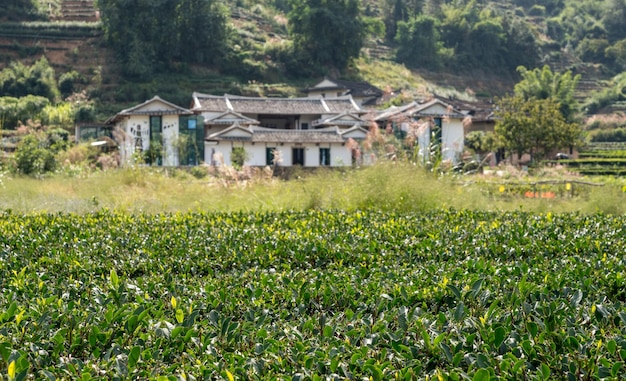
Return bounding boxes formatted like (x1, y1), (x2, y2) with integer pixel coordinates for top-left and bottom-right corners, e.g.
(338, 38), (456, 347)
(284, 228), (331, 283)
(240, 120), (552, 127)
(1, 210), (626, 380)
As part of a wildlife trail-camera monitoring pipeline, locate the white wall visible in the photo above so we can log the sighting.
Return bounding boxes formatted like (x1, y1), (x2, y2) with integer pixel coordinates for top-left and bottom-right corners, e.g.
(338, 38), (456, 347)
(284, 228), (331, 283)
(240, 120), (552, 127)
(442, 120), (464, 162)
(204, 142), (354, 167)
(118, 114), (181, 166)
(162, 114), (180, 166)
(417, 119), (464, 164)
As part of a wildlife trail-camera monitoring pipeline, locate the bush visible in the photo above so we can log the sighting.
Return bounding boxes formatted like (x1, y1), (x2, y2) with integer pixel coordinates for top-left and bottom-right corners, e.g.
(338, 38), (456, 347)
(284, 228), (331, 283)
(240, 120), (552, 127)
(13, 134), (57, 176)
(231, 147), (248, 169)
(190, 166), (208, 179)
(588, 128), (626, 142)
(58, 70), (84, 97)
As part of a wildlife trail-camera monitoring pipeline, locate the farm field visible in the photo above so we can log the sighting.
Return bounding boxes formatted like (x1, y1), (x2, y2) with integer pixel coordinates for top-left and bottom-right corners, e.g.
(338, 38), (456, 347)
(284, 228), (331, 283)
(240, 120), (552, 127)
(1, 209), (626, 380)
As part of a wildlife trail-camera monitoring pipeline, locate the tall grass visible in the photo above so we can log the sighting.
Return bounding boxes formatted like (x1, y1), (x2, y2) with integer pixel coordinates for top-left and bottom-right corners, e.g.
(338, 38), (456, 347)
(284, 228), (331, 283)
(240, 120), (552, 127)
(0, 164), (624, 214)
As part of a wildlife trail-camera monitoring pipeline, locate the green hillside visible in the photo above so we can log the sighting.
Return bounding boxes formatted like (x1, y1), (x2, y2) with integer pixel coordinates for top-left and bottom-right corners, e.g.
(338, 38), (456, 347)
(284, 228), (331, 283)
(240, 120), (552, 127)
(2, 0), (626, 121)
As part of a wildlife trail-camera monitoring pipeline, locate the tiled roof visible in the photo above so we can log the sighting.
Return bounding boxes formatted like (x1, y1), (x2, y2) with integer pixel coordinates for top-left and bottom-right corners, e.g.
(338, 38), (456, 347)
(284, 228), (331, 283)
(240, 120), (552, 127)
(324, 98), (361, 113)
(192, 93), (229, 111)
(312, 111), (368, 127)
(306, 79), (383, 98)
(204, 111), (260, 125)
(432, 95), (496, 122)
(106, 96), (192, 124)
(192, 93), (363, 115)
(228, 96), (329, 114)
(370, 102), (419, 121)
(208, 126), (346, 144)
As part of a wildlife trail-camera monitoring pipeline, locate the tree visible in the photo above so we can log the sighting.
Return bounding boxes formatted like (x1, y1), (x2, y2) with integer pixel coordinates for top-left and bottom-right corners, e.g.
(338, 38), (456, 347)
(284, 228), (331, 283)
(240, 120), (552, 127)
(97, 0), (230, 78)
(288, 0), (365, 74)
(494, 95), (582, 161)
(0, 57), (60, 102)
(514, 65), (581, 122)
(395, 15), (443, 70)
(176, 0), (230, 66)
(0, 0), (43, 21)
(12, 125), (69, 176)
(383, 0), (424, 41)
(0, 95), (50, 130)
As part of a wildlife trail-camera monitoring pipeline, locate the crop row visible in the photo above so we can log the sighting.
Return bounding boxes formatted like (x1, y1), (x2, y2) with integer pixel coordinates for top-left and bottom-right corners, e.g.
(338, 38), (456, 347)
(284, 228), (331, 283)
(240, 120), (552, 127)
(1, 210), (626, 380)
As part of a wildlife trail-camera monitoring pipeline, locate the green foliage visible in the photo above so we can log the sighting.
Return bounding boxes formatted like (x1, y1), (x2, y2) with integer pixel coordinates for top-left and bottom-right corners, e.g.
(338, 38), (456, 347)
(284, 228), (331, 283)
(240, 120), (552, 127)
(395, 15), (443, 70)
(57, 70), (84, 98)
(585, 72), (626, 114)
(2, 209), (626, 379)
(382, 0), (425, 40)
(436, 3), (539, 73)
(11, 124), (70, 176)
(0, 57), (60, 102)
(230, 146), (248, 169)
(98, 0), (230, 79)
(288, 0), (365, 75)
(143, 140), (163, 166)
(0, 95), (50, 130)
(0, 0), (47, 21)
(514, 65), (581, 122)
(13, 134), (55, 175)
(464, 131), (498, 154)
(494, 95), (582, 160)
(588, 127), (626, 142)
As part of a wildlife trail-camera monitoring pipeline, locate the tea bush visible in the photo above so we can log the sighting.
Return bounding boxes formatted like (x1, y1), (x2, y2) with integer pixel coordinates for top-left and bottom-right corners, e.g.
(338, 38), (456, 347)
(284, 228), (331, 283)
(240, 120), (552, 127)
(1, 210), (626, 379)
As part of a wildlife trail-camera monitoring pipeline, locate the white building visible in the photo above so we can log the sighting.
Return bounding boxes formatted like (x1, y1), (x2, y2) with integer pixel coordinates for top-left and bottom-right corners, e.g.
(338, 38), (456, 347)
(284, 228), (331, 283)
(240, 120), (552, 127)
(372, 98), (467, 163)
(104, 96), (198, 166)
(192, 93), (369, 167)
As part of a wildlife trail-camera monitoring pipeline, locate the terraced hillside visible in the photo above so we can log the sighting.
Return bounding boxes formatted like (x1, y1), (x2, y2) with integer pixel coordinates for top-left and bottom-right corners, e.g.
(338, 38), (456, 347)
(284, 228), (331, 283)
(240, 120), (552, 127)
(54, 0), (99, 22)
(0, 0), (108, 86)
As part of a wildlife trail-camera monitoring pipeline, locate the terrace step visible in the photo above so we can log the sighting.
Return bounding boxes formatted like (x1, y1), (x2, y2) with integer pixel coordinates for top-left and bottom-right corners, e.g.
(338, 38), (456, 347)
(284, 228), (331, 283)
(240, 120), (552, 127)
(53, 0), (99, 22)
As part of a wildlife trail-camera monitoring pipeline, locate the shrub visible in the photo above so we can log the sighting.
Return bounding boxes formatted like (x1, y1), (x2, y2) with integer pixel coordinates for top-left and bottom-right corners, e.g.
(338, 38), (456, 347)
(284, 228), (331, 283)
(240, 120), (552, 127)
(588, 128), (626, 142)
(190, 165), (209, 179)
(231, 147), (248, 169)
(12, 134), (57, 176)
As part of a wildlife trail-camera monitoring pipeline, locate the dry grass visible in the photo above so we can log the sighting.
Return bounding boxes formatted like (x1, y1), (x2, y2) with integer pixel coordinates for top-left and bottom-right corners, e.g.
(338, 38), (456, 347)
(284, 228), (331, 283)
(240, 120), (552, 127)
(0, 164), (624, 214)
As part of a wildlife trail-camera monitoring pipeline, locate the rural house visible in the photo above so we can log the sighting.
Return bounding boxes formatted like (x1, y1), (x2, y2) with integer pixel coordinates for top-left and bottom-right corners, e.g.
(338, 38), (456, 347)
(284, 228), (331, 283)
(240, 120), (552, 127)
(192, 93), (370, 167)
(101, 93), (370, 167)
(372, 98), (468, 163)
(103, 96), (202, 166)
(95, 92), (481, 167)
(303, 78), (384, 107)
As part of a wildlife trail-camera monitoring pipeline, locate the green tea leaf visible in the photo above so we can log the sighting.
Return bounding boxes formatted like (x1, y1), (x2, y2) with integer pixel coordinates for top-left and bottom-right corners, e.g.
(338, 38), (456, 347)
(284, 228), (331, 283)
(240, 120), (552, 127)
(110, 269), (119, 289)
(493, 326), (506, 348)
(473, 368), (489, 381)
(175, 309), (184, 324)
(128, 346), (141, 368)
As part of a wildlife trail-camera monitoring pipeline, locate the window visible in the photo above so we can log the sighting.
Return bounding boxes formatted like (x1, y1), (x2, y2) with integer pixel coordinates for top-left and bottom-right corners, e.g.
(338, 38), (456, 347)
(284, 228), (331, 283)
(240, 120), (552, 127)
(430, 117), (443, 160)
(432, 118), (442, 145)
(266, 147), (276, 166)
(179, 116), (202, 165)
(187, 118), (196, 130)
(149, 116), (163, 165)
(301, 123), (309, 130)
(150, 116), (162, 142)
(320, 148), (330, 166)
(292, 148), (305, 166)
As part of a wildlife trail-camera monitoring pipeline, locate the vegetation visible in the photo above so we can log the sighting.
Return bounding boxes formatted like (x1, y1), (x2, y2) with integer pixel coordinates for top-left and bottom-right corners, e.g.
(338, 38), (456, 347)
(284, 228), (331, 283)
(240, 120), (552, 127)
(514, 65), (581, 123)
(1, 209), (626, 379)
(0, 163), (623, 214)
(0, 0), (48, 21)
(0, 57), (60, 103)
(11, 122), (71, 176)
(494, 96), (581, 161)
(97, 0), (230, 79)
(287, 0), (365, 76)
